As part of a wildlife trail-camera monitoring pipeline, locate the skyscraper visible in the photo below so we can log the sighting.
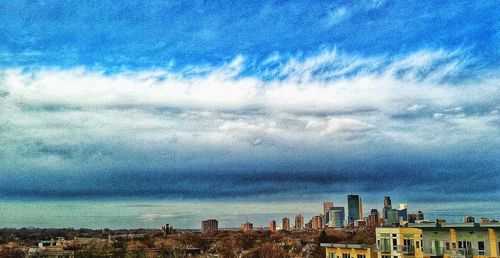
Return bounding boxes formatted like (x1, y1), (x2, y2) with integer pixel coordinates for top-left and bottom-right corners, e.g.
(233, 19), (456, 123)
(282, 217), (290, 231)
(323, 201), (334, 227)
(383, 196), (392, 219)
(398, 203), (408, 222)
(329, 207), (345, 228)
(384, 196), (392, 207)
(269, 220), (277, 232)
(323, 201), (334, 214)
(385, 209), (400, 226)
(347, 195), (362, 222)
(294, 214), (304, 230)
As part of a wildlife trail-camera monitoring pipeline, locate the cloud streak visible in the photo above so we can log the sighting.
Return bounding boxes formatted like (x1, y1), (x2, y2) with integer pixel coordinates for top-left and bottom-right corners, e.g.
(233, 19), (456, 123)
(0, 48), (499, 201)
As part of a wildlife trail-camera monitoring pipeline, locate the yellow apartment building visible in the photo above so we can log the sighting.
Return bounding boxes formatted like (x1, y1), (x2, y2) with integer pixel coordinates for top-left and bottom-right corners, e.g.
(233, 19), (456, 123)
(321, 243), (378, 258)
(410, 222), (500, 258)
(376, 227), (424, 258)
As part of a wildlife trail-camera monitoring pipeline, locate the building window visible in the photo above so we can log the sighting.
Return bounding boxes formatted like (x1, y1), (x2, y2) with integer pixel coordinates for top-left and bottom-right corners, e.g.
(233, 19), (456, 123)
(478, 241), (485, 255)
(445, 242), (450, 250)
(393, 238), (398, 250)
(357, 255), (366, 258)
(392, 234), (397, 237)
(342, 253), (349, 258)
(329, 253), (335, 258)
(452, 242), (456, 249)
(416, 241), (419, 248)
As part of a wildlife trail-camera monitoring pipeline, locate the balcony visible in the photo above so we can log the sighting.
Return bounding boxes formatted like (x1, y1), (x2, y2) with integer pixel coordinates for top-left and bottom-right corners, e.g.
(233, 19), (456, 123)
(396, 245), (415, 254)
(451, 248), (473, 258)
(430, 247), (445, 256)
(377, 244), (392, 253)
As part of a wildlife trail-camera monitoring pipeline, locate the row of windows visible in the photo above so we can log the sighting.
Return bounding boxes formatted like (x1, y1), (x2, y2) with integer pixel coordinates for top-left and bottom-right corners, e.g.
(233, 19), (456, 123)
(328, 253), (366, 258)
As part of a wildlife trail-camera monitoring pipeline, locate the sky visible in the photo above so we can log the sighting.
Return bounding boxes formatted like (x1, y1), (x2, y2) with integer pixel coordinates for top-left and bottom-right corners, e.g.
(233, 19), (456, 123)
(0, 0), (499, 226)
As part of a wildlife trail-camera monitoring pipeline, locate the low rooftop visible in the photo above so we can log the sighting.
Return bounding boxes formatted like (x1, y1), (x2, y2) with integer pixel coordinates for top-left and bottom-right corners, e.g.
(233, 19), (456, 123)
(320, 243), (375, 249)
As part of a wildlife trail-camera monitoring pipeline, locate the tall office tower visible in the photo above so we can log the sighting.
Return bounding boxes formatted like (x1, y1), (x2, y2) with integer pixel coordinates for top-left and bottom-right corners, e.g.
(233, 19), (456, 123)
(398, 203), (408, 222)
(294, 214), (305, 230)
(328, 207), (345, 228)
(323, 201), (334, 214)
(282, 217), (290, 231)
(269, 220), (277, 232)
(416, 210), (425, 220)
(384, 196), (392, 207)
(201, 219), (218, 233)
(367, 209), (380, 227)
(385, 209), (400, 226)
(347, 195), (362, 222)
(383, 196), (392, 219)
(312, 215), (323, 229)
(242, 221), (253, 232)
(323, 201), (334, 226)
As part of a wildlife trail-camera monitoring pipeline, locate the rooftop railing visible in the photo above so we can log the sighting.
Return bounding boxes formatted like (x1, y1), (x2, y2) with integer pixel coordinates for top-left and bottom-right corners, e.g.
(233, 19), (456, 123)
(430, 246), (445, 256)
(377, 244), (392, 253)
(396, 245), (415, 254)
(451, 248), (473, 258)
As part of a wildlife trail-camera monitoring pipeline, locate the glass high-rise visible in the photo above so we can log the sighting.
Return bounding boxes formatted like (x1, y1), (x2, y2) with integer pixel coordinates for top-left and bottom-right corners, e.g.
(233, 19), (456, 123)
(328, 207), (345, 228)
(347, 194), (362, 222)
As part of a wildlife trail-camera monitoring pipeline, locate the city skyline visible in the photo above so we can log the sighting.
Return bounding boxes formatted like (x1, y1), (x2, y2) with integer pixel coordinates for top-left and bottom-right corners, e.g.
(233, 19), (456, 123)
(0, 0), (498, 229)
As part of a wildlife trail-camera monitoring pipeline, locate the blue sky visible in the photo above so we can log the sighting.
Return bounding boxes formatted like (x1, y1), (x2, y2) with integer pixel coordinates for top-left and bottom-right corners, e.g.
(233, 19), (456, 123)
(0, 0), (499, 206)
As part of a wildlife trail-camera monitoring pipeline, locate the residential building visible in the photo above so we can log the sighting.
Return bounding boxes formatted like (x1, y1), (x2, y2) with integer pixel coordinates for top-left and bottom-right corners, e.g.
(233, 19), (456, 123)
(242, 221), (253, 232)
(329, 207), (345, 228)
(376, 227), (424, 258)
(354, 220), (366, 227)
(312, 215), (323, 229)
(269, 220), (276, 233)
(348, 195), (363, 222)
(201, 219), (218, 234)
(479, 217), (490, 224)
(282, 217), (290, 231)
(410, 221), (500, 257)
(28, 238), (75, 258)
(295, 214), (305, 230)
(464, 216), (475, 223)
(367, 209), (380, 227)
(321, 243), (377, 258)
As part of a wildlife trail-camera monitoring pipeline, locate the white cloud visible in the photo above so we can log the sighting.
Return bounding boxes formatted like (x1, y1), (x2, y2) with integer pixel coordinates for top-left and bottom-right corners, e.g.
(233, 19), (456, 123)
(321, 118), (375, 135)
(0, 48), (498, 171)
(325, 7), (350, 26)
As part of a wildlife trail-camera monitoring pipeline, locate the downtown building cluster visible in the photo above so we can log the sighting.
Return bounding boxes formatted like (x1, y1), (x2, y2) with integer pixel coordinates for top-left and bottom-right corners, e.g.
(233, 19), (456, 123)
(200, 194), (500, 258)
